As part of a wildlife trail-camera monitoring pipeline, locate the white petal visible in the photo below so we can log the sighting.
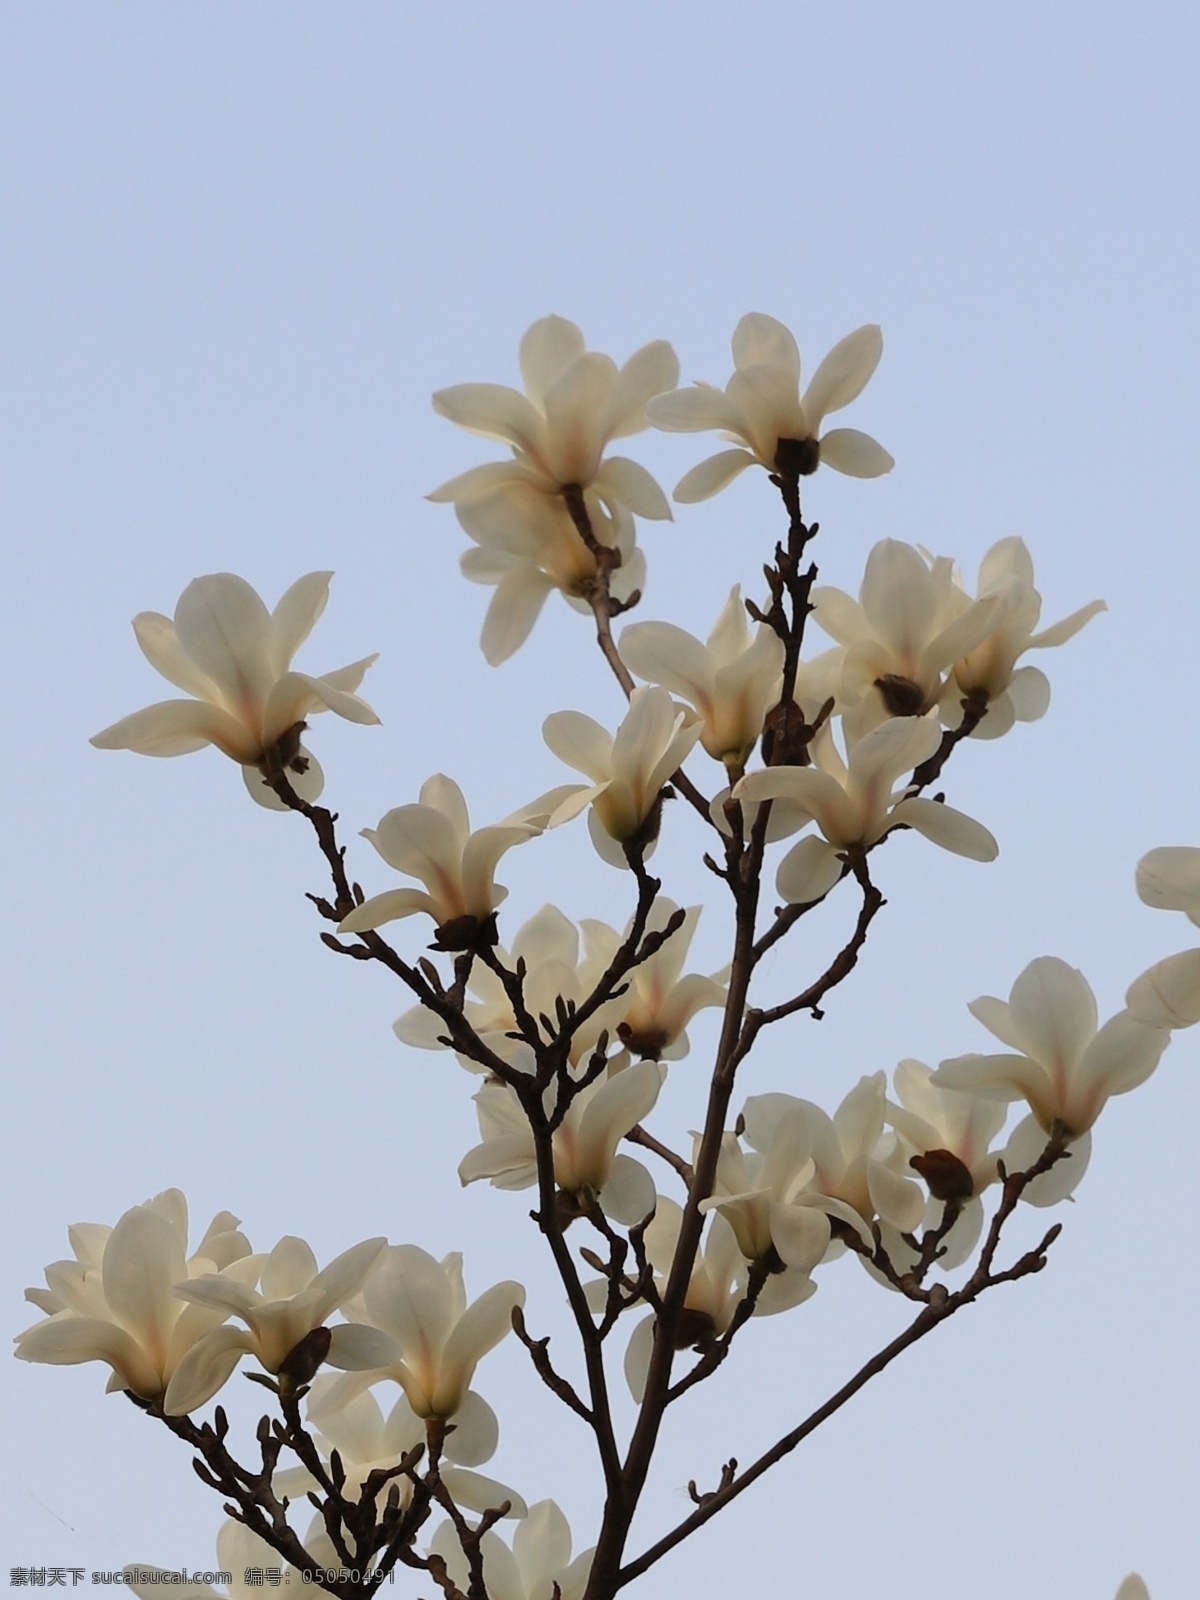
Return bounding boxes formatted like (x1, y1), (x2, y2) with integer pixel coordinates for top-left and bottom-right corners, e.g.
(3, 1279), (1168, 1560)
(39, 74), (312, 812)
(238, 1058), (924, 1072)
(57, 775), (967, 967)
(672, 449), (758, 503)
(1127, 948), (1200, 1028)
(801, 325), (883, 424)
(818, 428), (894, 478)
(891, 797), (998, 861)
(775, 837), (843, 904)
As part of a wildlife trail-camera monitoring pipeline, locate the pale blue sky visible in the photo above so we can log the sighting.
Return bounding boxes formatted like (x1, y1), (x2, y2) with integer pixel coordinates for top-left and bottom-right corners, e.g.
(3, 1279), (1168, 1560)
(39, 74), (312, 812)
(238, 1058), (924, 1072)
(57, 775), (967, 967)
(2, 6), (1197, 1597)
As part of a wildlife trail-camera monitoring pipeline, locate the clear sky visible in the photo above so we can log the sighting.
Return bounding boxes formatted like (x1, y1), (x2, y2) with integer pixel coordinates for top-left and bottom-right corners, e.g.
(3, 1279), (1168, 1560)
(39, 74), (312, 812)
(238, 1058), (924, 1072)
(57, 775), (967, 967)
(2, 6), (1197, 1597)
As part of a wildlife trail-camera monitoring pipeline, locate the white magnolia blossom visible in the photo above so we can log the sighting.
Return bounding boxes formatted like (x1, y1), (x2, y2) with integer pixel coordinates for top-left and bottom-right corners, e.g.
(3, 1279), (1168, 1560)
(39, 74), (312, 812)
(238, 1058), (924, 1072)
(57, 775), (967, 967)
(646, 313), (893, 501)
(276, 1376), (526, 1519)
(883, 1059), (1009, 1268)
(543, 686), (702, 867)
(176, 1234), (389, 1381)
(429, 1500), (594, 1600)
(810, 540), (1001, 739)
(736, 717), (998, 905)
(430, 314), (677, 521)
(940, 537), (1106, 739)
(581, 899), (727, 1062)
(125, 1521), (290, 1600)
(16, 1189), (259, 1415)
(459, 1059), (665, 1225)
(324, 1246), (523, 1463)
(1126, 845), (1200, 1028)
(394, 904), (617, 1074)
(338, 774), (544, 946)
(90, 572), (378, 808)
(456, 489), (645, 665)
(617, 1199), (747, 1401)
(934, 957), (1170, 1158)
(620, 585), (785, 767)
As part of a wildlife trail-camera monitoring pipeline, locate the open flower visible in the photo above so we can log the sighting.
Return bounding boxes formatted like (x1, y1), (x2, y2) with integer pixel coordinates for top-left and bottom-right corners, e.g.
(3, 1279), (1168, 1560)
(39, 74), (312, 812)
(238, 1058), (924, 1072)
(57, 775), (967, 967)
(176, 1233), (388, 1383)
(810, 540), (1000, 738)
(1126, 846), (1200, 1028)
(582, 900), (727, 1062)
(940, 538), (1105, 739)
(736, 718), (998, 905)
(459, 1060), (665, 1224)
(430, 314), (677, 521)
(934, 956), (1170, 1144)
(543, 686), (701, 867)
(16, 1189), (259, 1415)
(646, 313), (892, 501)
(338, 774), (543, 949)
(91, 573), (378, 808)
(429, 1500), (594, 1600)
(620, 587), (784, 768)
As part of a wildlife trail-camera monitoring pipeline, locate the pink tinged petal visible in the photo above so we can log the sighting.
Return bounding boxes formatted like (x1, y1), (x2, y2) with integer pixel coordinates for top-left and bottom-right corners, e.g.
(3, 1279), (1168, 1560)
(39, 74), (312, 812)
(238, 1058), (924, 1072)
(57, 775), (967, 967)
(818, 428), (894, 477)
(768, 1203), (830, 1274)
(731, 313), (800, 383)
(543, 710), (613, 783)
(1007, 956), (1098, 1072)
(1004, 1115), (1091, 1205)
(269, 572), (332, 672)
(672, 449), (758, 503)
(162, 1325), (251, 1415)
(1005, 665), (1051, 722)
(91, 700), (258, 761)
(519, 315), (586, 406)
(1127, 949), (1200, 1028)
(15, 1315), (162, 1396)
(593, 456), (672, 519)
(432, 382), (544, 454)
(890, 797), (999, 861)
(646, 385), (749, 435)
(603, 340), (681, 438)
(1067, 1012), (1169, 1133)
(173, 573), (274, 714)
(599, 1154), (657, 1225)
(132, 612), (218, 699)
(801, 325), (883, 425)
(775, 837), (843, 905)
(1136, 846), (1200, 922)
(480, 568), (555, 664)
(1028, 599), (1106, 650)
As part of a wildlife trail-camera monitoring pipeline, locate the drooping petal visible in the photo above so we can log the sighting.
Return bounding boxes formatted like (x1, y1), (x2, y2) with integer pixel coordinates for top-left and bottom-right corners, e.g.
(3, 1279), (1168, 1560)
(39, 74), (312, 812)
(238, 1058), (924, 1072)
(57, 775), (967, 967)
(1127, 948), (1200, 1028)
(593, 456), (672, 520)
(672, 449), (758, 503)
(775, 836), (843, 904)
(891, 797), (999, 861)
(479, 568), (556, 665)
(817, 429), (894, 477)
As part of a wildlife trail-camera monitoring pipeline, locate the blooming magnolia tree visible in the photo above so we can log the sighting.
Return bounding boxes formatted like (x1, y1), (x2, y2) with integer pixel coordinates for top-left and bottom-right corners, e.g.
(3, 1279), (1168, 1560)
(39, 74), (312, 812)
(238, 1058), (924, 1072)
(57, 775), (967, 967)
(18, 312), (1182, 1600)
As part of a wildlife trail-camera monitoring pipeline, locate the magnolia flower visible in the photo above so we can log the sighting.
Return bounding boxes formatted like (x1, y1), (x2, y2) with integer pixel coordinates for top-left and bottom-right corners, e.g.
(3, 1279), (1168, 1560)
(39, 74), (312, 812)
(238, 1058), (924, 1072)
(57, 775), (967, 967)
(941, 538), (1105, 739)
(429, 1500), (594, 1600)
(276, 1376), (526, 1519)
(457, 489), (645, 665)
(934, 957), (1170, 1151)
(1126, 846), (1200, 1028)
(430, 314), (678, 521)
(581, 900), (727, 1062)
(736, 718), (998, 905)
(619, 1200), (747, 1401)
(393, 904), (618, 1075)
(646, 313), (893, 501)
(459, 1060), (665, 1224)
(16, 1189), (259, 1415)
(322, 1246), (523, 1464)
(810, 540), (1000, 739)
(338, 774), (543, 949)
(883, 1059), (1008, 1267)
(90, 572), (379, 808)
(125, 1521), (290, 1600)
(620, 586), (785, 768)
(176, 1233), (389, 1382)
(543, 686), (702, 867)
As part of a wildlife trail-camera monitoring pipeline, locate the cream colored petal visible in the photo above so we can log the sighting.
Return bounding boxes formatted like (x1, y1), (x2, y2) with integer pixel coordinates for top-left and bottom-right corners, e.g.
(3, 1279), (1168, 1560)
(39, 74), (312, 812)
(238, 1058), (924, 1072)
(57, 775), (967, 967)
(435, 1282), (525, 1415)
(801, 325), (883, 425)
(91, 700), (256, 761)
(1005, 665), (1051, 722)
(103, 1207), (185, 1367)
(269, 572), (332, 672)
(1136, 846), (1200, 923)
(365, 802), (463, 888)
(173, 574), (274, 713)
(619, 620), (714, 708)
(1068, 1012), (1168, 1130)
(646, 385), (748, 435)
(541, 352), (617, 481)
(519, 315), (586, 406)
(162, 1326), (251, 1415)
(432, 382), (544, 454)
(15, 1315), (162, 1397)
(1028, 599), (1106, 650)
(543, 709), (614, 783)
(1004, 1114), (1091, 1204)
(132, 612), (218, 699)
(731, 313), (800, 384)
(593, 456), (672, 519)
(480, 567), (556, 665)
(672, 448), (758, 502)
(599, 1154), (657, 1224)
(775, 836), (843, 905)
(1008, 956), (1097, 1071)
(603, 340), (681, 438)
(1127, 949), (1200, 1028)
(890, 797), (998, 861)
(818, 428), (894, 478)
(429, 460), (541, 504)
